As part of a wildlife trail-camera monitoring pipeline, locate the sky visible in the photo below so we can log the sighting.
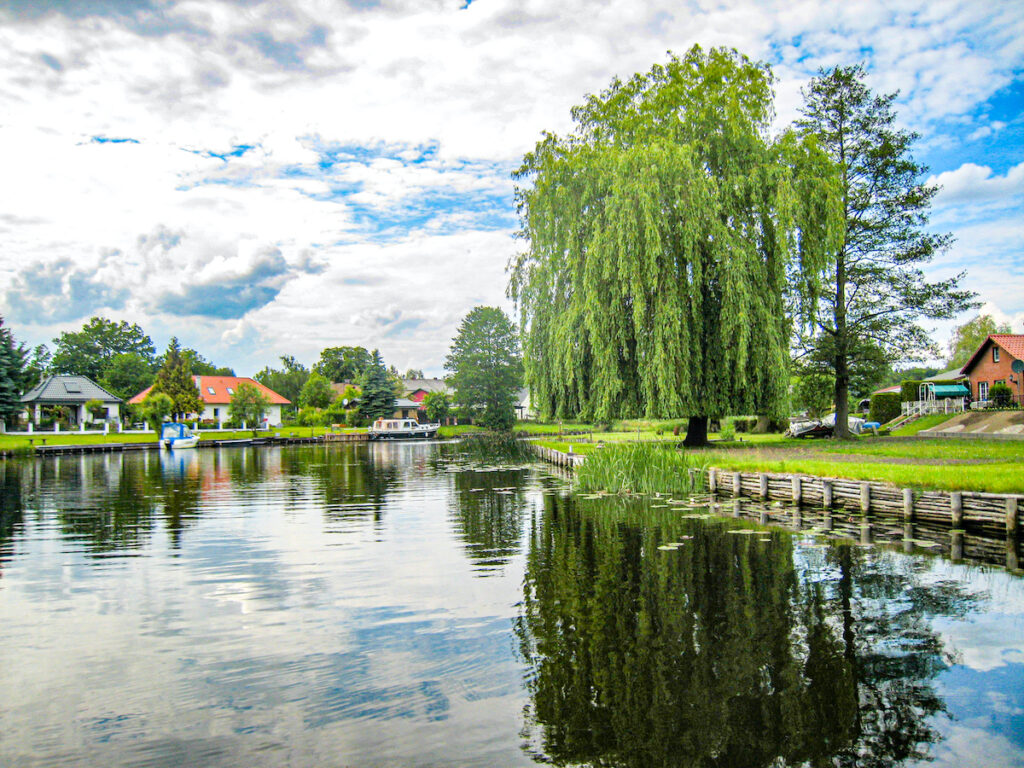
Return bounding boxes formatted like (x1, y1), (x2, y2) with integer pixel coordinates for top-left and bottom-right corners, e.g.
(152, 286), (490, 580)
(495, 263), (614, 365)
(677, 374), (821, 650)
(0, 0), (1022, 377)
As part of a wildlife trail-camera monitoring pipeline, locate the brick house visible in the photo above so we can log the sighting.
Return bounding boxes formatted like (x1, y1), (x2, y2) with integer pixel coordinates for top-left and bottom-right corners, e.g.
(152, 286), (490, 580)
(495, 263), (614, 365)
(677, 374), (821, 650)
(960, 334), (1024, 405)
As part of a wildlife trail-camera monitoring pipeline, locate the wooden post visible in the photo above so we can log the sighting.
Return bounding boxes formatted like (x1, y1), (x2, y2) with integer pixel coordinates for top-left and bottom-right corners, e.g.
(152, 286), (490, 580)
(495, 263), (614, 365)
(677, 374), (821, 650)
(760, 509), (769, 526)
(758, 473), (768, 499)
(709, 468), (717, 494)
(1007, 498), (1019, 537)
(822, 480), (832, 509)
(902, 488), (914, 522)
(791, 476), (801, 505)
(951, 492), (963, 528)
(903, 522), (914, 553)
(733, 498), (742, 517)
(1008, 537), (1020, 572)
(950, 530), (964, 561)
(733, 472), (741, 497)
(859, 483), (870, 514)
(860, 523), (872, 545)
(822, 511), (833, 531)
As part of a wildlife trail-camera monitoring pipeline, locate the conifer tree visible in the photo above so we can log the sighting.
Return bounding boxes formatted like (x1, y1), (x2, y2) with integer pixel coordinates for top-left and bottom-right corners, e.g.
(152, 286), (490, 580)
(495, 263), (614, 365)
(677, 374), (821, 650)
(796, 65), (976, 437)
(0, 317), (26, 427)
(358, 350), (397, 421)
(511, 46), (840, 445)
(150, 337), (203, 421)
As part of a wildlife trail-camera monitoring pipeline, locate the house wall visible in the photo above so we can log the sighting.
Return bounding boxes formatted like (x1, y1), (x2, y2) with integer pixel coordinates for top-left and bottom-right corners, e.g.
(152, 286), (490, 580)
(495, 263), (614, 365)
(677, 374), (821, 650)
(199, 404), (284, 426)
(966, 341), (1020, 400)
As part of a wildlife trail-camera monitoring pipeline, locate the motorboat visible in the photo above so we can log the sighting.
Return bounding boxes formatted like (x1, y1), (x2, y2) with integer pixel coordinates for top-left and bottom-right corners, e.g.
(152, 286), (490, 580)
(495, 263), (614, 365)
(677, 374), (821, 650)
(161, 422), (200, 449)
(788, 419), (833, 439)
(368, 418), (439, 440)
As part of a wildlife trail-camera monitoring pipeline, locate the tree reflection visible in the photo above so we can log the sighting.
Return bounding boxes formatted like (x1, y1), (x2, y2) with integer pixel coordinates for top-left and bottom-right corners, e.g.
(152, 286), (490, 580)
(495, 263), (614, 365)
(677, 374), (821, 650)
(449, 467), (529, 572)
(517, 496), (977, 767)
(280, 444), (400, 519)
(0, 461), (26, 576)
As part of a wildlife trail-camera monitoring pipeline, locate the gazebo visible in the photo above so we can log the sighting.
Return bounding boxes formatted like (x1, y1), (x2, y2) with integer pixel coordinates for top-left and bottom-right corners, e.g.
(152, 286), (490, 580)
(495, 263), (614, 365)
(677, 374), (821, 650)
(20, 375), (123, 426)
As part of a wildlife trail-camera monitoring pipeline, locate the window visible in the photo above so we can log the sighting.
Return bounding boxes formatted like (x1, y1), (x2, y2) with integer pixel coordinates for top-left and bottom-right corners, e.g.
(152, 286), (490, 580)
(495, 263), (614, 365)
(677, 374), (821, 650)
(213, 408), (219, 418)
(979, 381), (989, 401)
(227, 387), (234, 395)
(994, 347), (1000, 363)
(207, 387), (216, 395)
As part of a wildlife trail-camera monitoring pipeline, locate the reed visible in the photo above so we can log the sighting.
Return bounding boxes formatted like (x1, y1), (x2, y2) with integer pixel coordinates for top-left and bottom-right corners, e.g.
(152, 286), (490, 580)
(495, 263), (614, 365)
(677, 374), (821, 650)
(575, 443), (708, 496)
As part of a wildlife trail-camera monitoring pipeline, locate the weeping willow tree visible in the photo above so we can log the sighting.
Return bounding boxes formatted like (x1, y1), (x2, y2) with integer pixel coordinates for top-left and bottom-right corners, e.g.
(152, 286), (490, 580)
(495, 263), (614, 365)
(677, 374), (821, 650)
(510, 46), (841, 445)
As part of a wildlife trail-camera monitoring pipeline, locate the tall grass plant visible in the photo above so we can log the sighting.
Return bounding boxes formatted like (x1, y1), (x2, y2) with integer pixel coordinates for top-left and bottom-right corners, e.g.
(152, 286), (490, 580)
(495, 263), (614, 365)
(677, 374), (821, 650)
(575, 443), (708, 496)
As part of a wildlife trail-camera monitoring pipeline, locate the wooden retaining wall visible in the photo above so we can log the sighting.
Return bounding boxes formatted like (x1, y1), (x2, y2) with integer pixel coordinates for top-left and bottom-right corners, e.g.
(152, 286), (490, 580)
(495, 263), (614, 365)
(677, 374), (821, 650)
(529, 443), (1022, 538)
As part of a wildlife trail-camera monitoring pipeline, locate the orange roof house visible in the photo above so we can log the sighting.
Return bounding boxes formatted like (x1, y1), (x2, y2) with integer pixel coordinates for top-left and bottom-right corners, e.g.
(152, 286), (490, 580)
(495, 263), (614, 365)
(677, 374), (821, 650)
(130, 376), (291, 425)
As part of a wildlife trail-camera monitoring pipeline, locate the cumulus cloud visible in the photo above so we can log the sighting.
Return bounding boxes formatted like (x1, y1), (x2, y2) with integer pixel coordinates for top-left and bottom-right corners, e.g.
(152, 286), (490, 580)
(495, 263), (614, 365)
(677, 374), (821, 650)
(931, 161), (1024, 204)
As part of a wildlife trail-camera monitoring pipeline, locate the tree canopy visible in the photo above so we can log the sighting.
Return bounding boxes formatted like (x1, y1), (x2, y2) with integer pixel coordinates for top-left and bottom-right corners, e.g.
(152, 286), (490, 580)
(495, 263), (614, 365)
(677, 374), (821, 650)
(315, 346), (373, 383)
(101, 352), (155, 400)
(150, 338), (203, 420)
(229, 382), (271, 433)
(299, 371), (335, 409)
(50, 316), (156, 382)
(0, 317), (26, 427)
(946, 314), (1011, 370)
(795, 64), (976, 437)
(511, 46), (840, 444)
(445, 306), (523, 431)
(254, 355), (310, 407)
(357, 350), (397, 421)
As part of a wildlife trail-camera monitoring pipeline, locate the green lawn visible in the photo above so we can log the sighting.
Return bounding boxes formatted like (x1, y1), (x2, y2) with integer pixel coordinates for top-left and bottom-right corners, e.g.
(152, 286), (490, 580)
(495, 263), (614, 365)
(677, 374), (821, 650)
(0, 425), (351, 451)
(890, 412), (960, 436)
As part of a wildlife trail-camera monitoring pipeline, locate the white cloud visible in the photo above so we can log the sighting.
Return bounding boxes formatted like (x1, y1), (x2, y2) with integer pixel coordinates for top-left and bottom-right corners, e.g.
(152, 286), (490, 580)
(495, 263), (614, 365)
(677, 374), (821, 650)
(931, 161), (1024, 204)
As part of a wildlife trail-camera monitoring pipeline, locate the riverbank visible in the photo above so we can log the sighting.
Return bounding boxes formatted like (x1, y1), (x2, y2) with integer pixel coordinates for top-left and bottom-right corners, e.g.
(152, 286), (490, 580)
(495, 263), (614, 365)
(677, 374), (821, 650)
(535, 436), (1024, 495)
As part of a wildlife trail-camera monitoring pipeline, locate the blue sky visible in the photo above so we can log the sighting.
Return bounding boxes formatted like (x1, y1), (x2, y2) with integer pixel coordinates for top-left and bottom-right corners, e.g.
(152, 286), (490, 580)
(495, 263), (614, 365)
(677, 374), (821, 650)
(0, 0), (1021, 375)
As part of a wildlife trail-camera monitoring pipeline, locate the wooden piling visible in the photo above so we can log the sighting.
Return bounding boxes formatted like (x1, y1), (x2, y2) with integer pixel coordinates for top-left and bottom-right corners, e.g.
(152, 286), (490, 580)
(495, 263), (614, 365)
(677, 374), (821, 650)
(733, 472), (741, 497)
(822, 480), (832, 509)
(951, 492), (963, 528)
(758, 473), (768, 499)
(859, 483), (870, 514)
(1008, 498), (1019, 536)
(708, 468), (717, 493)
(791, 476), (802, 505)
(903, 488), (914, 522)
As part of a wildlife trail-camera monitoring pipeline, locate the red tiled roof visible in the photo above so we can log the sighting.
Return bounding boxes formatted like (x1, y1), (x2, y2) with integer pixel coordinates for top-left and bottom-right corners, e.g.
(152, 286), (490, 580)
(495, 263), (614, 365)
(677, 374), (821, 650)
(960, 334), (1024, 374)
(129, 376), (290, 405)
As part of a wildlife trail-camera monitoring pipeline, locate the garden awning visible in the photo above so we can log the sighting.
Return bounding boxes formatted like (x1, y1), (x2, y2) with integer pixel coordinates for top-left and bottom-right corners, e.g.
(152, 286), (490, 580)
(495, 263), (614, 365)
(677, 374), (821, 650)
(932, 384), (969, 397)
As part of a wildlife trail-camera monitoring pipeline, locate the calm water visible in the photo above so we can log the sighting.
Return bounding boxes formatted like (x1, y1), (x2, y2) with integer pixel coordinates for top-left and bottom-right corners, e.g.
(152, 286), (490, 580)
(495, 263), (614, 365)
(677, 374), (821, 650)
(0, 442), (1022, 767)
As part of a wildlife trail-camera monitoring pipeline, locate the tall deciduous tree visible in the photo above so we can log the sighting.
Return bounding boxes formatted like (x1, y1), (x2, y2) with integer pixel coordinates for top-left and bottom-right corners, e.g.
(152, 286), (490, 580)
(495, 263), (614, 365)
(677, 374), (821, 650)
(511, 46), (840, 445)
(315, 346), (373, 383)
(255, 355), (310, 408)
(946, 315), (1011, 370)
(50, 317), (155, 382)
(358, 350), (397, 421)
(101, 352), (155, 400)
(796, 65), (976, 438)
(229, 382), (271, 434)
(299, 371), (335, 409)
(150, 338), (203, 421)
(445, 306), (523, 431)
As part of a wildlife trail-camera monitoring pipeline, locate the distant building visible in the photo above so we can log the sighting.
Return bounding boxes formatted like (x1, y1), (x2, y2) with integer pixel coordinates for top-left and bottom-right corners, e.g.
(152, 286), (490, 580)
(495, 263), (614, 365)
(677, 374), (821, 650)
(21, 375), (123, 426)
(130, 376), (291, 426)
(960, 334), (1024, 405)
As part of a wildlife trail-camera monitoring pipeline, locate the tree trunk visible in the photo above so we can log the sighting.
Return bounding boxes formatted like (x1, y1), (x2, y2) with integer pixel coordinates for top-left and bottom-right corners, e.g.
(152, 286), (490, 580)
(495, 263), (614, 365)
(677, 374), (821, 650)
(682, 415), (709, 447)
(753, 415), (770, 434)
(834, 366), (851, 439)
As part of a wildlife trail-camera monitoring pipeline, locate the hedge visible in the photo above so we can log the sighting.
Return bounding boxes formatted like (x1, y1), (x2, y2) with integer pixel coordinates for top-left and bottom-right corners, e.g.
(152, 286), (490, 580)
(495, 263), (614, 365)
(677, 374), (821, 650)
(900, 380), (923, 402)
(869, 392), (902, 424)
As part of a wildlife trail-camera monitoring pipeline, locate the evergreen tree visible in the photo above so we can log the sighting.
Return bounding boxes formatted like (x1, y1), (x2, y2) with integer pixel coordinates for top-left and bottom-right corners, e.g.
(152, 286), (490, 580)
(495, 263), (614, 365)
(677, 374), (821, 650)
(796, 65), (976, 438)
(511, 46), (840, 445)
(150, 338), (203, 421)
(445, 307), (522, 431)
(357, 350), (397, 421)
(0, 317), (26, 427)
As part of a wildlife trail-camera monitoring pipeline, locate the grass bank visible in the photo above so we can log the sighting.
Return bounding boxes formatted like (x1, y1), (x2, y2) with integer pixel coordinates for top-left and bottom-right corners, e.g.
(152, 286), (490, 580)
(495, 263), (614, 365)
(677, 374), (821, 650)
(0, 425), (351, 452)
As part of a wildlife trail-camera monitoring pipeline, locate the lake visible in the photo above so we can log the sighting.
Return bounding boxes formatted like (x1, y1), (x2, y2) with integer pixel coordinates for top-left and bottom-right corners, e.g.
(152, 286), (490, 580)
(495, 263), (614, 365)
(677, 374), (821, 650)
(0, 442), (1022, 767)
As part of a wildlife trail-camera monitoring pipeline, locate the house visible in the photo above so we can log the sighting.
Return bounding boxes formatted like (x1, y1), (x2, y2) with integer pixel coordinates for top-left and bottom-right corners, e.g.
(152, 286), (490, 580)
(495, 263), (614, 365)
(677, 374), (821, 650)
(21, 375), (123, 426)
(130, 376), (291, 426)
(403, 378), (451, 406)
(960, 334), (1024, 405)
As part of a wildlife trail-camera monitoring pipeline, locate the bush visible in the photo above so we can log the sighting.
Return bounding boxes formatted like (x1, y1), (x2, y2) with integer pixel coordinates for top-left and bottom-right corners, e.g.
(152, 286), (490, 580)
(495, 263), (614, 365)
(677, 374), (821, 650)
(298, 407), (327, 427)
(989, 382), (1013, 408)
(869, 392), (902, 424)
(718, 419), (736, 441)
(900, 380), (923, 403)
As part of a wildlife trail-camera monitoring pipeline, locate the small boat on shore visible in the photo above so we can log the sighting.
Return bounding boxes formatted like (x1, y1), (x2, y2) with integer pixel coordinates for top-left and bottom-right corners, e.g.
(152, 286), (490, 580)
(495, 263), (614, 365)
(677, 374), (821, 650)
(161, 422), (200, 450)
(368, 418), (439, 440)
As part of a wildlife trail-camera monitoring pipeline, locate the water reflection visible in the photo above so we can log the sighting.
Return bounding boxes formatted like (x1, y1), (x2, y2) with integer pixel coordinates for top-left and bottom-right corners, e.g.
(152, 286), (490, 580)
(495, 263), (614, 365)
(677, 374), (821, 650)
(516, 496), (985, 767)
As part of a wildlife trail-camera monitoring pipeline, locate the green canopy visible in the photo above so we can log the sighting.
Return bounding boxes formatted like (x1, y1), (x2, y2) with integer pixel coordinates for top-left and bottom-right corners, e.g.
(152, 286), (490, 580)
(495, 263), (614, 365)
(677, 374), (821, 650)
(932, 384), (969, 397)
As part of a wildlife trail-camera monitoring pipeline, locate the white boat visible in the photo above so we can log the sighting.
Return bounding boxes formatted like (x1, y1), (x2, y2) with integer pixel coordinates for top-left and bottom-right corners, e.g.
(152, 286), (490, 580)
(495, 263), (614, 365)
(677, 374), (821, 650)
(161, 422), (200, 450)
(368, 418), (439, 440)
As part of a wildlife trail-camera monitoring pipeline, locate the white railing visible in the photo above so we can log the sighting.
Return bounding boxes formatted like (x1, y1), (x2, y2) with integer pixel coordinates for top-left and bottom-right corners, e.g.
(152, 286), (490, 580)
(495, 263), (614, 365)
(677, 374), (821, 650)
(901, 398), (966, 417)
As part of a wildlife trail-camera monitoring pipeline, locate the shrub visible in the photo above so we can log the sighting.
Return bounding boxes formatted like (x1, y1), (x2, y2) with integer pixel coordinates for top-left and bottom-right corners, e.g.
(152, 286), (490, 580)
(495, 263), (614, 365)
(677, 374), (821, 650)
(297, 407), (327, 427)
(869, 392), (902, 424)
(989, 382), (1013, 408)
(718, 419), (736, 441)
(900, 380), (923, 402)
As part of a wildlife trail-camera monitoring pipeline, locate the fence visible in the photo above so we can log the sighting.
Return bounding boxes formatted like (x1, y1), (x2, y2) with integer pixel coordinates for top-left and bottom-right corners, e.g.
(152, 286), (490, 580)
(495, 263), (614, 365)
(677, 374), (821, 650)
(901, 397), (966, 417)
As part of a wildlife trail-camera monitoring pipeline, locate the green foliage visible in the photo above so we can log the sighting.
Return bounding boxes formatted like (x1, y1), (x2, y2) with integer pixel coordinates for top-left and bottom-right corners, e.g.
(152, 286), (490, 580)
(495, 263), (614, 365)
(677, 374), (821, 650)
(150, 337), (203, 419)
(358, 350), (397, 421)
(297, 406), (327, 427)
(140, 392), (173, 433)
(403, 368), (424, 379)
(50, 316), (155, 382)
(796, 64), (976, 437)
(315, 346), (372, 383)
(900, 380), (923, 403)
(947, 315), (1011, 369)
(511, 46), (840, 441)
(84, 399), (105, 420)
(324, 397), (351, 425)
(989, 382), (1013, 408)
(445, 306), (522, 431)
(869, 392), (902, 424)
(0, 317), (26, 426)
(575, 443), (708, 496)
(792, 366), (834, 419)
(422, 391), (451, 422)
(101, 352), (155, 400)
(299, 371), (335, 409)
(175, 348), (233, 377)
(229, 382), (271, 432)
(718, 419), (736, 441)
(254, 355), (308, 409)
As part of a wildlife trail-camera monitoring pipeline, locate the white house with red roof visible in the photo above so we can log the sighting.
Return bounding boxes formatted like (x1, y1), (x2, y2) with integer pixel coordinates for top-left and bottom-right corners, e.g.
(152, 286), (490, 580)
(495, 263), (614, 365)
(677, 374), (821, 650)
(130, 376), (291, 426)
